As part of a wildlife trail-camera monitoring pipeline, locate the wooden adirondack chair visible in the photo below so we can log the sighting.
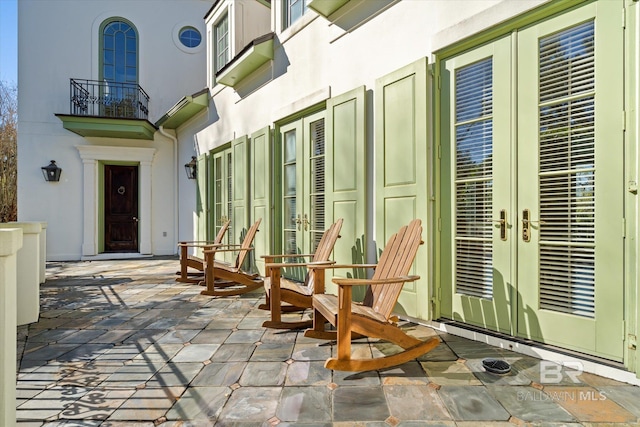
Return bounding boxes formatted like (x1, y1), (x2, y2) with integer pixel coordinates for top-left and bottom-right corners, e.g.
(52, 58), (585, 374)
(200, 218), (263, 296)
(260, 218), (343, 330)
(176, 220), (231, 283)
(304, 219), (440, 371)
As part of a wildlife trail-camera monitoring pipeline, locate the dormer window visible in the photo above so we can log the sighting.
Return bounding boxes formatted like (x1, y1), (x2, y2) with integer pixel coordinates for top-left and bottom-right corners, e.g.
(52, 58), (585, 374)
(284, 0), (308, 29)
(214, 13), (230, 72)
(205, 0), (271, 87)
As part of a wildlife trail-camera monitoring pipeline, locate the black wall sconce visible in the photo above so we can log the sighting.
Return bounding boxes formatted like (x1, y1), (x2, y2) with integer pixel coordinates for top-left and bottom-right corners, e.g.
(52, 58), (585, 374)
(184, 156), (197, 180)
(41, 160), (62, 182)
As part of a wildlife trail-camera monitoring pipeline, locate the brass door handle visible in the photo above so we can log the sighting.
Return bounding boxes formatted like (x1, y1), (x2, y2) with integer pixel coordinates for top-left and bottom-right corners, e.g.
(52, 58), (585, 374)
(303, 214), (309, 231)
(133, 217), (139, 223)
(296, 214), (302, 231)
(491, 209), (507, 241)
(522, 209), (545, 242)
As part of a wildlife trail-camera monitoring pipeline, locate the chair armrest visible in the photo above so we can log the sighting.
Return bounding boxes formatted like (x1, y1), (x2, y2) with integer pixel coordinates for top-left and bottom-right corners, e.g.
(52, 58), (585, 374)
(178, 242), (224, 249)
(203, 247), (254, 255)
(332, 275), (420, 287)
(261, 253), (314, 260)
(306, 263), (378, 270)
(266, 260), (335, 269)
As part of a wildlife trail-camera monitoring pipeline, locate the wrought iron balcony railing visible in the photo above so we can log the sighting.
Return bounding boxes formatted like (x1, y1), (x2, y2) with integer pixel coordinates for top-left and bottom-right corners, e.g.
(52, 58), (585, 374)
(69, 78), (150, 120)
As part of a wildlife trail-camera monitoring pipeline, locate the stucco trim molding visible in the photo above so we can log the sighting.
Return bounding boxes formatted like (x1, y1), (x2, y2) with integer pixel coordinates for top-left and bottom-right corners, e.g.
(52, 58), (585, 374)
(76, 145), (156, 257)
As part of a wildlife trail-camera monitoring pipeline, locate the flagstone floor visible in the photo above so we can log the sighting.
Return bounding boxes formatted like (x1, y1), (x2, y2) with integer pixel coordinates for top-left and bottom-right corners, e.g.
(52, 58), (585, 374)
(14, 257), (640, 426)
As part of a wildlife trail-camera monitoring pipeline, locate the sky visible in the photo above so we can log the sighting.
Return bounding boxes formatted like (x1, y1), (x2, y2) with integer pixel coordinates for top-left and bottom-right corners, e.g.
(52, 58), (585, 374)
(0, 0), (18, 85)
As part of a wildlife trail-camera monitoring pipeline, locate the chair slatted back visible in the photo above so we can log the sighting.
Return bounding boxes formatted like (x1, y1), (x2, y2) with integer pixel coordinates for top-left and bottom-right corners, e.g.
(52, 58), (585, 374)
(234, 218), (262, 270)
(213, 220), (231, 245)
(304, 218), (343, 288)
(363, 219), (423, 318)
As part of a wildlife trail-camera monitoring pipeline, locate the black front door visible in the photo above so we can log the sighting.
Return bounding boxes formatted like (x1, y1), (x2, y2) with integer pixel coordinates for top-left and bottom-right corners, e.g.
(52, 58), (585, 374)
(104, 165), (138, 252)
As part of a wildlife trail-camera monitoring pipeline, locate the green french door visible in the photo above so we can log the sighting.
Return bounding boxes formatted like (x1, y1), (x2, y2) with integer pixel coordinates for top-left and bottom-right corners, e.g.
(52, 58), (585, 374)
(280, 110), (326, 280)
(211, 147), (233, 262)
(441, 1), (624, 361)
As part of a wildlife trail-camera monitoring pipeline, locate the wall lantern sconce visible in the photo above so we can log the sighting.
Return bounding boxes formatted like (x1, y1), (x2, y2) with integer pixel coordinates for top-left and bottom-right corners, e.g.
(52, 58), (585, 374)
(184, 156), (197, 180)
(41, 160), (62, 182)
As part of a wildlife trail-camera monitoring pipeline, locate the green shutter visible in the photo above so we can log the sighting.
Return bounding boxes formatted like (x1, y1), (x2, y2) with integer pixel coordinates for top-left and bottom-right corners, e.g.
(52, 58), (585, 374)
(251, 126), (272, 275)
(375, 58), (430, 320)
(325, 86), (367, 271)
(231, 136), (250, 244)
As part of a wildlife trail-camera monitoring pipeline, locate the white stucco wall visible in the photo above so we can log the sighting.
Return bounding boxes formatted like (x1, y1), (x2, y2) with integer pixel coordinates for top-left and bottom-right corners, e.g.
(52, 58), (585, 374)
(195, 0), (546, 153)
(18, 0), (211, 260)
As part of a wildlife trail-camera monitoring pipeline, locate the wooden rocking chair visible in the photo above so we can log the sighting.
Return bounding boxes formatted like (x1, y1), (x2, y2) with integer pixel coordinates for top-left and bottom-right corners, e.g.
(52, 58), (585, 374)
(200, 218), (263, 296)
(304, 219), (440, 371)
(260, 218), (343, 330)
(176, 220), (231, 283)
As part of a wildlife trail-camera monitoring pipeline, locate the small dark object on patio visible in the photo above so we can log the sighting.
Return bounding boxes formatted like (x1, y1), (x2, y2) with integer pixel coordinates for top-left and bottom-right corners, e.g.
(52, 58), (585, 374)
(482, 358), (511, 375)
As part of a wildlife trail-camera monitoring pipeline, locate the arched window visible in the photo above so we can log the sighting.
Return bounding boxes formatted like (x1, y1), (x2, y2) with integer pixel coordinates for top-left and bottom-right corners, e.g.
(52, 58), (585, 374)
(101, 19), (138, 85)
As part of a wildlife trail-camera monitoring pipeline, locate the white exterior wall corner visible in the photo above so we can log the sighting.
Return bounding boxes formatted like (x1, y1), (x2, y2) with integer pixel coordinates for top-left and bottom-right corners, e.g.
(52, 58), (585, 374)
(17, 0), (211, 261)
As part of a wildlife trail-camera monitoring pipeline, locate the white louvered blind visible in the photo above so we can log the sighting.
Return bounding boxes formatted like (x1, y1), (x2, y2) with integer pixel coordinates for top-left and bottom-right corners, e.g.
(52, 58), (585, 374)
(309, 118), (325, 252)
(538, 21), (596, 318)
(454, 58), (494, 299)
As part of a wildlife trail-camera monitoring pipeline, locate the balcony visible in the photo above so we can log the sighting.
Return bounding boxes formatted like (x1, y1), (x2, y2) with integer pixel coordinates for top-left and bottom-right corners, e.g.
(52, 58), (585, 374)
(56, 79), (157, 140)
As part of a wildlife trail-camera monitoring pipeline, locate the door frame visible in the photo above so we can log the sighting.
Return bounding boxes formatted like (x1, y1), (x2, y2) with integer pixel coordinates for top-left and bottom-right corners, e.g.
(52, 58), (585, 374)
(76, 145), (155, 257)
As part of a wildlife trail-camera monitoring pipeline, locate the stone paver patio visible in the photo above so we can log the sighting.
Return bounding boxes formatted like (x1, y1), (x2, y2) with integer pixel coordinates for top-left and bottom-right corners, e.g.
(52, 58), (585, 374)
(14, 257), (640, 426)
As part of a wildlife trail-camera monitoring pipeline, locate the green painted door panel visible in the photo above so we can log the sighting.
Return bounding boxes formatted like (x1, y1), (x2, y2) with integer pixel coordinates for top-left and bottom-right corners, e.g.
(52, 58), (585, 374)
(232, 136), (250, 243)
(251, 126), (272, 276)
(232, 136), (253, 271)
(439, 36), (513, 335)
(278, 111), (327, 282)
(516, 1), (624, 361)
(211, 148), (233, 262)
(325, 86), (367, 284)
(375, 57), (430, 320)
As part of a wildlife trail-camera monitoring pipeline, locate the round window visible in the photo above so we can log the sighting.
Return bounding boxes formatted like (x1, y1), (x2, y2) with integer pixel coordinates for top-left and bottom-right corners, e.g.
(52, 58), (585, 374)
(179, 27), (201, 48)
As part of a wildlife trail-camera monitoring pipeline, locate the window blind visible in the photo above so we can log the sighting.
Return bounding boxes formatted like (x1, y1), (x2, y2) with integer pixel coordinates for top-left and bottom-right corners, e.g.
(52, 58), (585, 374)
(454, 58), (494, 299)
(538, 21), (596, 318)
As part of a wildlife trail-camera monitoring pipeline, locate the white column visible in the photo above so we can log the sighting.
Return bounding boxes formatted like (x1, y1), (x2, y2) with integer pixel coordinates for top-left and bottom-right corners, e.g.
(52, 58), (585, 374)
(139, 160), (153, 255)
(0, 228), (23, 427)
(81, 158), (98, 256)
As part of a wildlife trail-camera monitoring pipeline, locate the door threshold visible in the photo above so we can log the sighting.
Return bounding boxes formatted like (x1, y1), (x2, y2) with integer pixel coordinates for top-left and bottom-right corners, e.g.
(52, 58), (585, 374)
(81, 253), (153, 261)
(419, 318), (640, 386)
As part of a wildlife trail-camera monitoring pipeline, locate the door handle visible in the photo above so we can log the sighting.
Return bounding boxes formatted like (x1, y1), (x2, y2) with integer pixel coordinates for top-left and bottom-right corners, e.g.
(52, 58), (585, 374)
(491, 209), (507, 241)
(296, 214), (302, 231)
(522, 209), (545, 242)
(133, 216), (139, 223)
(303, 214), (309, 231)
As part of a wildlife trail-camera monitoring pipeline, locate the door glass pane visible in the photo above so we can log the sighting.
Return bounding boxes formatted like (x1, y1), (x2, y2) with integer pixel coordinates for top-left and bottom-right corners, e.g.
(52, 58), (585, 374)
(283, 199), (297, 253)
(538, 21), (596, 318)
(454, 58), (494, 299)
(309, 118), (325, 252)
(284, 130), (296, 163)
(283, 128), (298, 255)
